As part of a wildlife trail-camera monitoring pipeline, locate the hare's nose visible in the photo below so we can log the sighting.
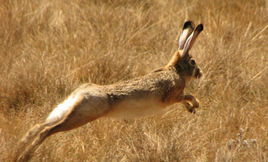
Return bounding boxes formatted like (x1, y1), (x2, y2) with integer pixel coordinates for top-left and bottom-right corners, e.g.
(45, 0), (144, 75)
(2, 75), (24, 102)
(195, 68), (202, 78)
(198, 71), (202, 78)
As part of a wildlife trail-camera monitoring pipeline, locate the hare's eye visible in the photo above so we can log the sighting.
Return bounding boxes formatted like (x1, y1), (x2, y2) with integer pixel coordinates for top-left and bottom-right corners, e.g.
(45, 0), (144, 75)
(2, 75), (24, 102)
(190, 60), (196, 65)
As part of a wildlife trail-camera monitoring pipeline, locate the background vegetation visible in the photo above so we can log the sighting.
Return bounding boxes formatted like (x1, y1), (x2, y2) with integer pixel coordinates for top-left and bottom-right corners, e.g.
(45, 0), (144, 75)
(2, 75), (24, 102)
(0, 0), (267, 161)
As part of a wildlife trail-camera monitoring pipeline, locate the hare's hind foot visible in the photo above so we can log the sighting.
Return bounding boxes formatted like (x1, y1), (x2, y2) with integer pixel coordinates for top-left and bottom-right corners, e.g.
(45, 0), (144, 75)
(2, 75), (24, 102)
(183, 95), (199, 113)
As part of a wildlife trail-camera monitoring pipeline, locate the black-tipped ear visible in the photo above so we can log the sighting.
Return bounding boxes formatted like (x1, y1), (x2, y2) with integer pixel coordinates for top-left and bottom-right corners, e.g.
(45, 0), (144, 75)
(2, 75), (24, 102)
(195, 24), (203, 33)
(178, 21), (195, 50)
(183, 21), (195, 30)
(181, 23), (203, 57)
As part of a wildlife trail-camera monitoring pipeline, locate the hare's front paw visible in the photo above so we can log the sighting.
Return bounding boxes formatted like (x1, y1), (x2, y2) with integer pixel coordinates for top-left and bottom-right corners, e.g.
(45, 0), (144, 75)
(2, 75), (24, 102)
(183, 95), (199, 113)
(184, 101), (198, 113)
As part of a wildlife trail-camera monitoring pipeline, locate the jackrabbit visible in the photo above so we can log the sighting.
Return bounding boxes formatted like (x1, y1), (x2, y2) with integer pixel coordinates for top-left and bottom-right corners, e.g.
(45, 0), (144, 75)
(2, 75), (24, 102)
(13, 20), (203, 162)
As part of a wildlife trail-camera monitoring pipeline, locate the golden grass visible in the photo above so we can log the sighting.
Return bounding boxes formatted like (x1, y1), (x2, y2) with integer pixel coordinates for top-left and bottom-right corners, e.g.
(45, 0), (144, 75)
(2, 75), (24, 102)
(0, 0), (267, 161)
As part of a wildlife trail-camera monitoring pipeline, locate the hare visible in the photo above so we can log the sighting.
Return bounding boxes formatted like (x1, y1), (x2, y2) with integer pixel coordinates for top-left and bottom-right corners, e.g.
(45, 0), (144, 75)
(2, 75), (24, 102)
(13, 20), (203, 162)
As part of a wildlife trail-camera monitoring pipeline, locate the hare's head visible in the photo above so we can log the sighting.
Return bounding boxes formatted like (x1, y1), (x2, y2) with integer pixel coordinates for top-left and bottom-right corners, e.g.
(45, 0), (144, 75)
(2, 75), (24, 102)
(166, 21), (203, 80)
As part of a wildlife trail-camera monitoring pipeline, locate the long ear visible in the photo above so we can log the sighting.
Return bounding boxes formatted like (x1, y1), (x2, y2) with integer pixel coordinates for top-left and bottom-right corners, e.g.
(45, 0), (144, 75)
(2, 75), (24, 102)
(178, 21), (195, 50)
(165, 22), (200, 68)
(181, 24), (203, 57)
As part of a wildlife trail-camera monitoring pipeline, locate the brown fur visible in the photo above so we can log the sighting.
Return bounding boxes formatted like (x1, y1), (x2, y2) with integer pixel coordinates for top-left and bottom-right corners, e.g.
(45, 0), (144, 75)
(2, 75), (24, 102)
(165, 50), (183, 68)
(13, 20), (203, 162)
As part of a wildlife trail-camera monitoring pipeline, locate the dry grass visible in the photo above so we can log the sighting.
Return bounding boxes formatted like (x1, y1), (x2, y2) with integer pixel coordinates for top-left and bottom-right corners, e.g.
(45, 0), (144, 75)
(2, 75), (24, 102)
(0, 0), (267, 161)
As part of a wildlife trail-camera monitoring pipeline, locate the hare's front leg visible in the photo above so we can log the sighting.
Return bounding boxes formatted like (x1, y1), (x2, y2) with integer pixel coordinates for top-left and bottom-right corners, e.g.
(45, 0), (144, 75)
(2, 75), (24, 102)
(182, 95), (199, 113)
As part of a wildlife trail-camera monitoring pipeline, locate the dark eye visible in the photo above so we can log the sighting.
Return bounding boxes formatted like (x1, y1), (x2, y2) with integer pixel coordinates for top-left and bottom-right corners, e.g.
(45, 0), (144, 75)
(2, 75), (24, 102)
(190, 60), (196, 65)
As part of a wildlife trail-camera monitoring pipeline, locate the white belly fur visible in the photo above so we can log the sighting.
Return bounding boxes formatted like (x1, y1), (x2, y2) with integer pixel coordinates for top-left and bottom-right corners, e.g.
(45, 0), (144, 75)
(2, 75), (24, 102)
(105, 99), (167, 120)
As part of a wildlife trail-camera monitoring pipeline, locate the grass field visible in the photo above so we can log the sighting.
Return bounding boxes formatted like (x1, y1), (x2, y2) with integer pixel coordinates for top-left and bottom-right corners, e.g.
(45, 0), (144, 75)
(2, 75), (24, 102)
(0, 0), (267, 161)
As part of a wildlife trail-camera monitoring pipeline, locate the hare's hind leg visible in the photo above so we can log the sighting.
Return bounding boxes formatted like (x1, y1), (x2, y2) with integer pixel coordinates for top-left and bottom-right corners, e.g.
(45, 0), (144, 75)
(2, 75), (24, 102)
(182, 95), (200, 113)
(12, 122), (55, 162)
(14, 125), (53, 162)
(46, 95), (111, 133)
(13, 85), (110, 162)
